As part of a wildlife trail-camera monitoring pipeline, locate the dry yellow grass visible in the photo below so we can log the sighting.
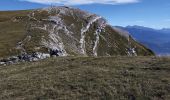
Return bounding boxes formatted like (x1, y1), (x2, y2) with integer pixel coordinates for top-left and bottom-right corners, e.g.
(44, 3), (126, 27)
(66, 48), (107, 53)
(0, 56), (170, 100)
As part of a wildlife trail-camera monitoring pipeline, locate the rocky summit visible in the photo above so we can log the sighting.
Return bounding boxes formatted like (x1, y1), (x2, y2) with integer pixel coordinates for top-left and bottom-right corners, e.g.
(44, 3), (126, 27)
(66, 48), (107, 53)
(0, 6), (154, 65)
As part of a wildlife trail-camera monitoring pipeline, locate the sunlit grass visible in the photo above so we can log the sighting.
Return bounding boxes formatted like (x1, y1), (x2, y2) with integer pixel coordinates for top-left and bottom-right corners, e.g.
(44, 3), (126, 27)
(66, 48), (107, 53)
(0, 56), (170, 100)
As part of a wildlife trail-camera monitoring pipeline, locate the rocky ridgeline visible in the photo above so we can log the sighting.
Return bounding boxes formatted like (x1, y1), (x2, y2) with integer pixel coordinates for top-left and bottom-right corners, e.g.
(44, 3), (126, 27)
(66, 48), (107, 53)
(0, 47), (137, 66)
(0, 49), (62, 66)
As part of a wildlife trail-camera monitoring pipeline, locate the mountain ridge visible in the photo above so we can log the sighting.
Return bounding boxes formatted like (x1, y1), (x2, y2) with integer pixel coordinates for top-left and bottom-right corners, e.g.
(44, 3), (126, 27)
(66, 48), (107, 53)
(0, 7), (154, 65)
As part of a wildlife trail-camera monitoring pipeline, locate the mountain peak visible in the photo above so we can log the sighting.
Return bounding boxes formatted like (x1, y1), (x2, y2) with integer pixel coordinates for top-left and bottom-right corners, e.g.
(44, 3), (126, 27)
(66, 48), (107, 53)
(0, 7), (154, 65)
(161, 28), (170, 33)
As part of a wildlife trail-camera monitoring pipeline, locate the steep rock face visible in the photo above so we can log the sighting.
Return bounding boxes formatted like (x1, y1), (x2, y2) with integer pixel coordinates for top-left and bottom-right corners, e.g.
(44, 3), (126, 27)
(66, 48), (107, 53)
(0, 6), (154, 59)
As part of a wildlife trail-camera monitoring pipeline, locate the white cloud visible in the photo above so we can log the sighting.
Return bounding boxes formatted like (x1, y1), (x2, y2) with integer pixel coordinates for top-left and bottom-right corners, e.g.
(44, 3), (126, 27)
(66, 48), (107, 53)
(19, 0), (139, 5)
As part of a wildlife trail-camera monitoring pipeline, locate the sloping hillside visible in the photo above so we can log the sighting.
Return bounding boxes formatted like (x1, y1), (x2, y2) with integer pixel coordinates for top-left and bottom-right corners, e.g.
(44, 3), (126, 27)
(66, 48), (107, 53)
(0, 6), (154, 60)
(0, 57), (170, 100)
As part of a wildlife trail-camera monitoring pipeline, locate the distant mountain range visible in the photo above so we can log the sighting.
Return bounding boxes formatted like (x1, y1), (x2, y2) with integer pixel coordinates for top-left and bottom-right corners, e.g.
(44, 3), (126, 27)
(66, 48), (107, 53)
(116, 25), (170, 56)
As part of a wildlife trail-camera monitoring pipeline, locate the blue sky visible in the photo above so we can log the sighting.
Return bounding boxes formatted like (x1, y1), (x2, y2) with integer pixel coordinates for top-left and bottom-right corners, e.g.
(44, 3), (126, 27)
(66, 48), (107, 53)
(0, 0), (170, 29)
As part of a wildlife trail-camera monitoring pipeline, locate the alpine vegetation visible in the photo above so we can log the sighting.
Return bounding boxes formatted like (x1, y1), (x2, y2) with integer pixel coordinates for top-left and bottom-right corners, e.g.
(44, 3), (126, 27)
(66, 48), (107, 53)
(0, 6), (154, 65)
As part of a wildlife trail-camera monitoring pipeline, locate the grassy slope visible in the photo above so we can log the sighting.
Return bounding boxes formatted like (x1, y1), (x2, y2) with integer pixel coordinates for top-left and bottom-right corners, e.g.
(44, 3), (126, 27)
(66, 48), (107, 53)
(0, 57), (170, 100)
(0, 9), (154, 58)
(0, 10), (30, 57)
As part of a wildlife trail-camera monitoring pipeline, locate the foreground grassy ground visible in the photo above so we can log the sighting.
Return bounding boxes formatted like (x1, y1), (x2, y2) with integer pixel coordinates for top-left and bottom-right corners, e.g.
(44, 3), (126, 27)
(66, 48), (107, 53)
(0, 57), (170, 100)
